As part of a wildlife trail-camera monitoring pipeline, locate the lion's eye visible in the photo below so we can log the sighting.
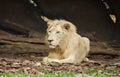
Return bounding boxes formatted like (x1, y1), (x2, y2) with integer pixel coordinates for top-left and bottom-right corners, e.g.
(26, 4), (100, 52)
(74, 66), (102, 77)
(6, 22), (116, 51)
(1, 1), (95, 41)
(56, 31), (60, 34)
(48, 31), (51, 33)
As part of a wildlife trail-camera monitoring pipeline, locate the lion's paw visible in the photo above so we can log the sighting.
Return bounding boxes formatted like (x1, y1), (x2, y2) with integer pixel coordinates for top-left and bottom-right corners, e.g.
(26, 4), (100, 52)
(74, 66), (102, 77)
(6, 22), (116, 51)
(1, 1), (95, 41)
(43, 57), (49, 64)
(83, 57), (89, 62)
(51, 59), (60, 63)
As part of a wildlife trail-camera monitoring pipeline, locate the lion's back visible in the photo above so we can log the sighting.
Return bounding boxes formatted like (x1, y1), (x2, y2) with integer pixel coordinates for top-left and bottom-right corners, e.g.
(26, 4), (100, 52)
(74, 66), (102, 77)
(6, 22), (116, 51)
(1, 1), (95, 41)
(81, 37), (90, 54)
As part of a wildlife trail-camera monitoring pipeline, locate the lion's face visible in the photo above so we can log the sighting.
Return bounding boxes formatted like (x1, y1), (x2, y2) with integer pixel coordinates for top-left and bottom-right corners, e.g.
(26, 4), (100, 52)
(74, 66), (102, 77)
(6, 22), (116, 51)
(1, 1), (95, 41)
(46, 21), (67, 48)
(41, 16), (76, 48)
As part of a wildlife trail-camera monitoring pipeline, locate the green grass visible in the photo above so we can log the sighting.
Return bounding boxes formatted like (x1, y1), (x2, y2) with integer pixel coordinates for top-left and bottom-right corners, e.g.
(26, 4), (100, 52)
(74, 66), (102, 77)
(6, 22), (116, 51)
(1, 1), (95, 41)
(0, 73), (38, 77)
(0, 71), (75, 77)
(82, 67), (119, 77)
(0, 67), (119, 77)
(40, 70), (75, 77)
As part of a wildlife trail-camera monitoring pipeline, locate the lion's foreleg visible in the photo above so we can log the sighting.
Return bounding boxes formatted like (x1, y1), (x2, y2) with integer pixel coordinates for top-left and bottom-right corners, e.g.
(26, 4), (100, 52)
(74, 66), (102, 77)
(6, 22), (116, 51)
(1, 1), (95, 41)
(43, 57), (62, 63)
(43, 56), (77, 64)
(43, 57), (54, 63)
(83, 57), (89, 62)
(51, 56), (76, 63)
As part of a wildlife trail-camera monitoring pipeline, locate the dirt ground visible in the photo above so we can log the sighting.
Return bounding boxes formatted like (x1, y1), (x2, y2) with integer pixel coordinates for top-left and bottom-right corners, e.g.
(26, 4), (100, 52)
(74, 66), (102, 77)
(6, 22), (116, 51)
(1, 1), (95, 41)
(0, 53), (120, 75)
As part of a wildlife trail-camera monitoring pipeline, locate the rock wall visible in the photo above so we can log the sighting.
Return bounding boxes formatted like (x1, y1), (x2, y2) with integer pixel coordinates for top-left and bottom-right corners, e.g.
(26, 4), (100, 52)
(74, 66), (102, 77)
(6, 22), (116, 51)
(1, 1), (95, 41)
(0, 0), (120, 55)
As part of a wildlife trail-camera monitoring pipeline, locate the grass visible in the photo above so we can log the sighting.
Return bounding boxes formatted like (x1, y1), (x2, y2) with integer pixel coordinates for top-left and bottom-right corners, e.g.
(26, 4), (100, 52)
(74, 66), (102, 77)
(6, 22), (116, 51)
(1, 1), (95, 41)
(40, 70), (75, 77)
(0, 71), (75, 77)
(0, 67), (119, 77)
(0, 73), (39, 77)
(82, 67), (119, 77)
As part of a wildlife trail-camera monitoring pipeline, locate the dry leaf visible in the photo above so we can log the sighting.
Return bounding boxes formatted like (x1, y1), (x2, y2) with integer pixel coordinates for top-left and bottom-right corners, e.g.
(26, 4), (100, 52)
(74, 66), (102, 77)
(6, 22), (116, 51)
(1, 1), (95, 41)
(76, 73), (82, 77)
(22, 60), (31, 65)
(34, 62), (41, 67)
(109, 14), (116, 23)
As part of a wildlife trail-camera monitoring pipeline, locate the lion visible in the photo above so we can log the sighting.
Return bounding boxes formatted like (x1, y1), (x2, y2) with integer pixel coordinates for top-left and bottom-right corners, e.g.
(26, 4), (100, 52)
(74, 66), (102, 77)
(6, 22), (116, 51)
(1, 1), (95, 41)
(41, 16), (90, 64)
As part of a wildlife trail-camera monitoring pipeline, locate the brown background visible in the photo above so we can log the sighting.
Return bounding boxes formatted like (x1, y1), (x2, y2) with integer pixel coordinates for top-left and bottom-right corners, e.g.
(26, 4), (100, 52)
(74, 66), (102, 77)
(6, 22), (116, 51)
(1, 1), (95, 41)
(0, 0), (120, 55)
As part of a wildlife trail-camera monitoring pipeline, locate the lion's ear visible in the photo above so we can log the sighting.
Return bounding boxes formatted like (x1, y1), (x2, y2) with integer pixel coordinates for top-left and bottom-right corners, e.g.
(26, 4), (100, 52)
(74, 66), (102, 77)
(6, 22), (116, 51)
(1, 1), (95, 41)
(63, 23), (70, 30)
(41, 16), (52, 22)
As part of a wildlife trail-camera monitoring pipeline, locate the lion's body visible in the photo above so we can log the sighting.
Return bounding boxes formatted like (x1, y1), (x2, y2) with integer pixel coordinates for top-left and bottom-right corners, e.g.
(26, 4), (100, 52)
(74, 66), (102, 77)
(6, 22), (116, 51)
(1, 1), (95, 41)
(42, 16), (90, 64)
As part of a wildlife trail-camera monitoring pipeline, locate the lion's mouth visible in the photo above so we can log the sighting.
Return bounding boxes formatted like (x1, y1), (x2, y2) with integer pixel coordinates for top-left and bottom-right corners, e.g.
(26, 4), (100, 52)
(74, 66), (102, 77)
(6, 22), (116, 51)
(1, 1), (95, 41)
(49, 44), (56, 48)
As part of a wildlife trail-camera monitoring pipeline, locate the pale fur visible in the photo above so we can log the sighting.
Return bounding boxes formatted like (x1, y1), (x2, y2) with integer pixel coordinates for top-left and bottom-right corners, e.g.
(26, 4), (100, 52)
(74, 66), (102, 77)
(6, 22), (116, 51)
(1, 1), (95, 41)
(42, 16), (90, 64)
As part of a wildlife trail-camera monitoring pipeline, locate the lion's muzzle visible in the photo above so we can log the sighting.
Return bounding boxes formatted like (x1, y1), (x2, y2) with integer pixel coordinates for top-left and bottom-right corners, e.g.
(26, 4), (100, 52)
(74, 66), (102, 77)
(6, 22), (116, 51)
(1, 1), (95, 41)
(48, 39), (53, 43)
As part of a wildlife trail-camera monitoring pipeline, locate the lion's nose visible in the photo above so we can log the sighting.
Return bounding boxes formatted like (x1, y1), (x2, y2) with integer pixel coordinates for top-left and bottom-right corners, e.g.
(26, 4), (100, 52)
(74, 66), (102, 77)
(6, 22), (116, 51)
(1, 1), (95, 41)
(48, 40), (53, 43)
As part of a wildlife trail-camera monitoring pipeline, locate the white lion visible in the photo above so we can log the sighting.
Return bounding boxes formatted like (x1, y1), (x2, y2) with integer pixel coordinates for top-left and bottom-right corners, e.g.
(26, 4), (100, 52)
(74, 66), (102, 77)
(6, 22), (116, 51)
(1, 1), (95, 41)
(41, 16), (90, 64)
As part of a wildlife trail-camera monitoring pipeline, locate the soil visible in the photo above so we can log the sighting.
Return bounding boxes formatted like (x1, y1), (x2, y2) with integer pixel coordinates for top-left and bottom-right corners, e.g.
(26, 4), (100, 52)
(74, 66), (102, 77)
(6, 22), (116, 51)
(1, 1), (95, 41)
(0, 53), (120, 76)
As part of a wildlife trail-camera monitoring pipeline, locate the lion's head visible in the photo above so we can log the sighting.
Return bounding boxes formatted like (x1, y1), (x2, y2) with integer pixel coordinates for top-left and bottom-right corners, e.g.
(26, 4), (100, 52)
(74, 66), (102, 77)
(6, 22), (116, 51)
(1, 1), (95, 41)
(41, 16), (77, 48)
